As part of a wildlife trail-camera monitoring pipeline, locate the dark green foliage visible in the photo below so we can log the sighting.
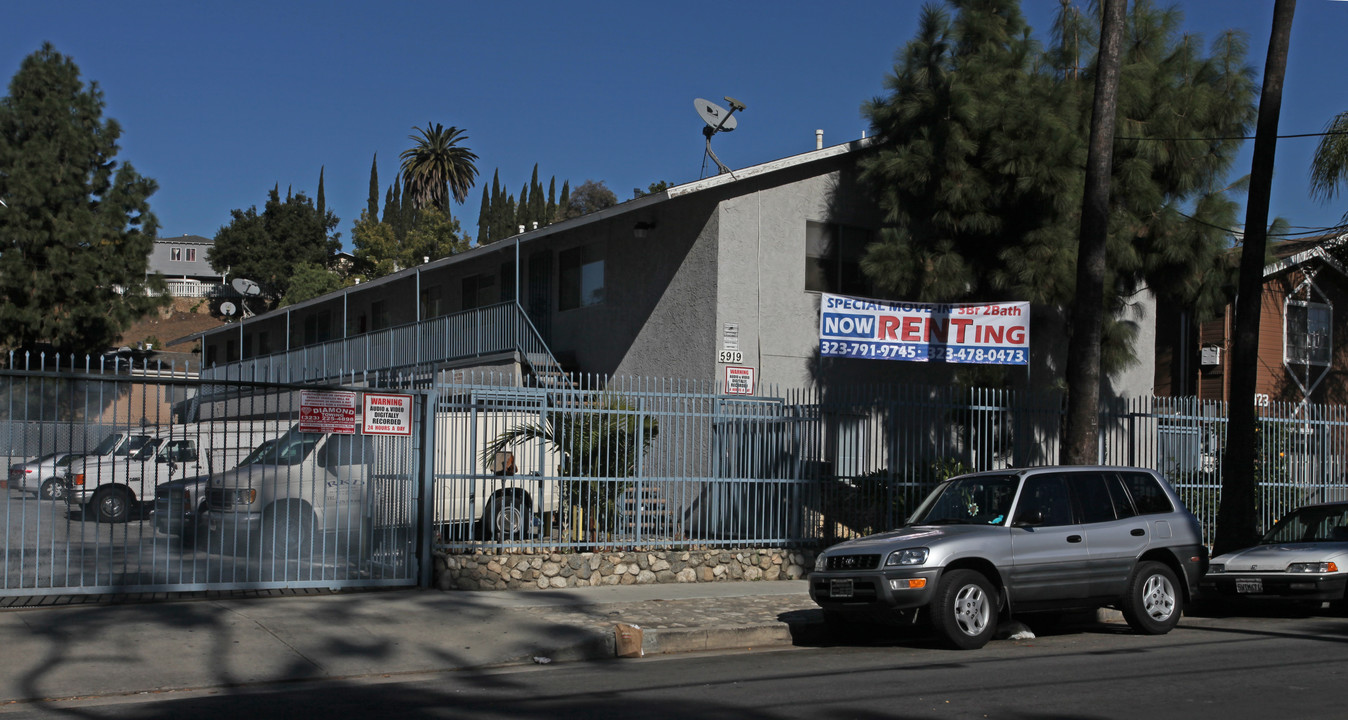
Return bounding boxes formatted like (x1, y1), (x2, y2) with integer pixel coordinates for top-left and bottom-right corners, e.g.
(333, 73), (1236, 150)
(860, 0), (1255, 376)
(563, 180), (617, 219)
(367, 153), (380, 221)
(0, 44), (167, 355)
(632, 181), (671, 199)
(558, 181), (570, 221)
(209, 186), (340, 309)
(476, 185), (490, 246)
(351, 207), (470, 281)
(316, 166), (326, 222)
(281, 262), (347, 306)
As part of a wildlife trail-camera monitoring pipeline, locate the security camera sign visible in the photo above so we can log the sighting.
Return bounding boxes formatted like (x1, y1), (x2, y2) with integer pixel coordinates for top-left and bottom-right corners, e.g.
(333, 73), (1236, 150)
(362, 393), (413, 436)
(819, 293), (1030, 365)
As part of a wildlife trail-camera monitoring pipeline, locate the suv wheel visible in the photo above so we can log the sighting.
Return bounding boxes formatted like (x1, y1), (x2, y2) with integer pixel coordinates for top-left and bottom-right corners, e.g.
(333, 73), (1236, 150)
(930, 569), (998, 650)
(1121, 561), (1182, 635)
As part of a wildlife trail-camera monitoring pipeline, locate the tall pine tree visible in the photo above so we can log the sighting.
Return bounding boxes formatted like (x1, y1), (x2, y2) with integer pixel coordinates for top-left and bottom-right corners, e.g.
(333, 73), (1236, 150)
(367, 153), (380, 220)
(0, 44), (167, 354)
(860, 0), (1255, 379)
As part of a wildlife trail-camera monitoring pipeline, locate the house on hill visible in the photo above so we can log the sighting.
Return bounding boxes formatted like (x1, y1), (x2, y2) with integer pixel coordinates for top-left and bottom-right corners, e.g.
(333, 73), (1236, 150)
(148, 234), (228, 298)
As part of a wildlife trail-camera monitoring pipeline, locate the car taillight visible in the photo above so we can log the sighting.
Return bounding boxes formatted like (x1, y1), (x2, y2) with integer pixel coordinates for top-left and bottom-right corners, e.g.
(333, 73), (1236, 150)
(183, 489), (191, 505)
(73, 473), (85, 486)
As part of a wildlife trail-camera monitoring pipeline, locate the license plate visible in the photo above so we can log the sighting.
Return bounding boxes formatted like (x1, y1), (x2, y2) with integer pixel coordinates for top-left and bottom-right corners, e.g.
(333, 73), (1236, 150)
(830, 579), (854, 598)
(1235, 578), (1263, 594)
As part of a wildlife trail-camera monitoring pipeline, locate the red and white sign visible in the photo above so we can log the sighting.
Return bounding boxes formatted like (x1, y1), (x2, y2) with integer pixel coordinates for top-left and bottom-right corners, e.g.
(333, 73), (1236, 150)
(724, 366), (756, 396)
(299, 389), (358, 434)
(362, 393), (414, 436)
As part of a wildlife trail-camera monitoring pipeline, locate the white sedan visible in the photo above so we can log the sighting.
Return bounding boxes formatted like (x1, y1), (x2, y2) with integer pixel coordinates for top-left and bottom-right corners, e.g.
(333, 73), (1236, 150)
(1203, 502), (1348, 607)
(6, 452), (78, 500)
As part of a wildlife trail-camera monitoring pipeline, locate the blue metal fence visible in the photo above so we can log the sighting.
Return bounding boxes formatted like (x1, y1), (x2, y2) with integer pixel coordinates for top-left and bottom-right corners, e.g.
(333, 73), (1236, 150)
(434, 375), (1348, 553)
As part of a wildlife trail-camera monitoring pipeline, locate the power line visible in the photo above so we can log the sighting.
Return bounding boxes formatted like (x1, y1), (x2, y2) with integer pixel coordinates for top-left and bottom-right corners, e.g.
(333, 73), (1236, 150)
(1117, 129), (1348, 142)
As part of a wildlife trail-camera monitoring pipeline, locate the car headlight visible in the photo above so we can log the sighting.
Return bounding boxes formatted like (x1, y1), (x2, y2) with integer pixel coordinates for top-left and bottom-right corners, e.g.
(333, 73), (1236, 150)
(1288, 562), (1339, 573)
(814, 554), (827, 572)
(1207, 563), (1225, 574)
(886, 548), (929, 566)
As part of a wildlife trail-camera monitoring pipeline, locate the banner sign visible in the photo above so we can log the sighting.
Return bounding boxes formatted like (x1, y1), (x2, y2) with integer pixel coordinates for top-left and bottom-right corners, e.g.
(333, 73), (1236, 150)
(819, 293), (1030, 365)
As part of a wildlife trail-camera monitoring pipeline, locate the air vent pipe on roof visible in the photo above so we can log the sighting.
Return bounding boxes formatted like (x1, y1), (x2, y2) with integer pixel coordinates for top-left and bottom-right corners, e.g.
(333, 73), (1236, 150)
(816, 129), (823, 150)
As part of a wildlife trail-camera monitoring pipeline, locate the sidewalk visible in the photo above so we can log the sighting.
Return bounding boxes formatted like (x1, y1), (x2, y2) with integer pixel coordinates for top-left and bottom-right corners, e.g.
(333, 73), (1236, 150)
(0, 581), (823, 707)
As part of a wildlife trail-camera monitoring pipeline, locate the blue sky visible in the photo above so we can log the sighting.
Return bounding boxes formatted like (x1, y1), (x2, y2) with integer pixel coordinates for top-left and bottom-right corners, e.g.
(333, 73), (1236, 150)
(3, 1), (1346, 247)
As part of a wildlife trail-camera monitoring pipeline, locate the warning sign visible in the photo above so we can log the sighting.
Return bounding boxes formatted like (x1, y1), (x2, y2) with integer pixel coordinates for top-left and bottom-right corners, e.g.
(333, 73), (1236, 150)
(724, 366), (756, 396)
(362, 393), (414, 436)
(300, 390), (358, 434)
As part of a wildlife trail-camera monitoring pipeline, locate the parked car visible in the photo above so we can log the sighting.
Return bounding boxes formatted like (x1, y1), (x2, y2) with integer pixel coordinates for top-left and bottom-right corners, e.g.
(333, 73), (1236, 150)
(1203, 501), (1348, 608)
(809, 466), (1207, 649)
(151, 474), (212, 545)
(7, 452), (79, 500)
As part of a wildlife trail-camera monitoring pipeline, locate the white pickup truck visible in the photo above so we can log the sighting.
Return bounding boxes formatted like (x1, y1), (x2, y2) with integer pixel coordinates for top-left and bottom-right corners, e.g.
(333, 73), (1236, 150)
(67, 424), (286, 523)
(204, 417), (562, 558)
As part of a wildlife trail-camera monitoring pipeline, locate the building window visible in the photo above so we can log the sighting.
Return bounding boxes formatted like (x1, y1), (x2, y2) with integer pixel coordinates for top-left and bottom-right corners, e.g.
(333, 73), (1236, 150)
(559, 245), (604, 310)
(1285, 300), (1331, 366)
(805, 221), (872, 295)
(170, 247), (183, 262)
(371, 301), (389, 331)
(462, 273), (497, 310)
(420, 285), (444, 319)
(258, 331), (271, 356)
(185, 248), (197, 262)
(500, 261), (516, 303)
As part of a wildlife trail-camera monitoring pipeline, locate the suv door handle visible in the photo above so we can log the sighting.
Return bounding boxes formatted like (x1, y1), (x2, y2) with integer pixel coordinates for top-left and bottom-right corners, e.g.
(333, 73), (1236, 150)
(1067, 535), (1083, 543)
(1130, 528), (1145, 536)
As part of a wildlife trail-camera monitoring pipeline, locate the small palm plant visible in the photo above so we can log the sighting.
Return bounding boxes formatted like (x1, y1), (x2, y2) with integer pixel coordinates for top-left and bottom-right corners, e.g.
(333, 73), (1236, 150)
(480, 394), (658, 540)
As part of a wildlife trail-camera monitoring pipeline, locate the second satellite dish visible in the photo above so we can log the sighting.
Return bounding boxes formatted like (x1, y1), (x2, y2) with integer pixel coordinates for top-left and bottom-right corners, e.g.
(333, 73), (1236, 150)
(694, 98), (738, 132)
(219, 301), (237, 317)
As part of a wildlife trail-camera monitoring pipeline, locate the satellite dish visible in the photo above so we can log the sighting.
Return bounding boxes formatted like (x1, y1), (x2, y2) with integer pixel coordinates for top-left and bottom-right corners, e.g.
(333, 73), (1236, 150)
(231, 277), (261, 297)
(219, 301), (237, 317)
(693, 95), (746, 177)
(694, 98), (738, 132)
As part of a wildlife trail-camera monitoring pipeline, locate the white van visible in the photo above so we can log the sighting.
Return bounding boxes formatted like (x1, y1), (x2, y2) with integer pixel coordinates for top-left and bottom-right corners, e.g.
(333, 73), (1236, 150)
(67, 423), (286, 523)
(205, 415), (563, 557)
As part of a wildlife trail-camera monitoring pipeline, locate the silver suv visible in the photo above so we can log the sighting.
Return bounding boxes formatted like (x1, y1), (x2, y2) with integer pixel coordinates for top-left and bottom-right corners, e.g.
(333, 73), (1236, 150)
(809, 466), (1206, 649)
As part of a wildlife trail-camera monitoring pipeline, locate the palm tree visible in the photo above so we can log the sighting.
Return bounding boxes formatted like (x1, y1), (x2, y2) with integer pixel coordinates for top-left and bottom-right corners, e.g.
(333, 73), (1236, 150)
(1311, 112), (1348, 215)
(399, 123), (479, 213)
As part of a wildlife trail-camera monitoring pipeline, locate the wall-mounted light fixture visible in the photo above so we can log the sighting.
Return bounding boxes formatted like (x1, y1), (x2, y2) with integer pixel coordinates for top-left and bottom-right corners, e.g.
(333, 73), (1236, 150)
(634, 221), (656, 239)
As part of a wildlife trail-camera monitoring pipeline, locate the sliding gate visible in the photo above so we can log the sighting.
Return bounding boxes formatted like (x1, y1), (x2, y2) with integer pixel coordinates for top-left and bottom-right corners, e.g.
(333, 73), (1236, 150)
(0, 366), (422, 599)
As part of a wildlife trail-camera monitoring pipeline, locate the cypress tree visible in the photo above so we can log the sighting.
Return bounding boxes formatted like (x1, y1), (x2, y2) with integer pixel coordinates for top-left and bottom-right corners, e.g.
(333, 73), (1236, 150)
(477, 185), (490, 245)
(547, 176), (557, 223)
(316, 166), (326, 225)
(557, 180), (570, 222)
(517, 182), (529, 231)
(367, 153), (380, 220)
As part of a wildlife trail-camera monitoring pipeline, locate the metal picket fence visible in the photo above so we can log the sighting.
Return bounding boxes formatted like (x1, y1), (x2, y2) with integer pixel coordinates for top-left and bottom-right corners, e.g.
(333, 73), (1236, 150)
(432, 374), (1348, 553)
(0, 357), (421, 599)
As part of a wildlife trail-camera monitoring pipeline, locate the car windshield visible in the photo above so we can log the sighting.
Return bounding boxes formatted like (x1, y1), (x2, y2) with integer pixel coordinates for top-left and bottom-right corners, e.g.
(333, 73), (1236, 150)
(1260, 505), (1348, 544)
(238, 430), (318, 467)
(910, 474), (1020, 526)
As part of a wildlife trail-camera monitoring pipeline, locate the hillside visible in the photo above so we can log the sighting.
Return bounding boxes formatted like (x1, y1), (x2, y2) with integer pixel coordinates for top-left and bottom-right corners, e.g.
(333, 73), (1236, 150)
(117, 309), (226, 353)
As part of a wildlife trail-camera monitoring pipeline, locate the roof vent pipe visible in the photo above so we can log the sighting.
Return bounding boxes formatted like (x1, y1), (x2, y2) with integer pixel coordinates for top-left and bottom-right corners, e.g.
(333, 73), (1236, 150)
(816, 129), (823, 150)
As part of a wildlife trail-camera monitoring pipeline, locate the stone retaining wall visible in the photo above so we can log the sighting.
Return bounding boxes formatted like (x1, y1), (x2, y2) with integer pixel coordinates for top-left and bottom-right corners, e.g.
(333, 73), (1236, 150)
(434, 548), (816, 591)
